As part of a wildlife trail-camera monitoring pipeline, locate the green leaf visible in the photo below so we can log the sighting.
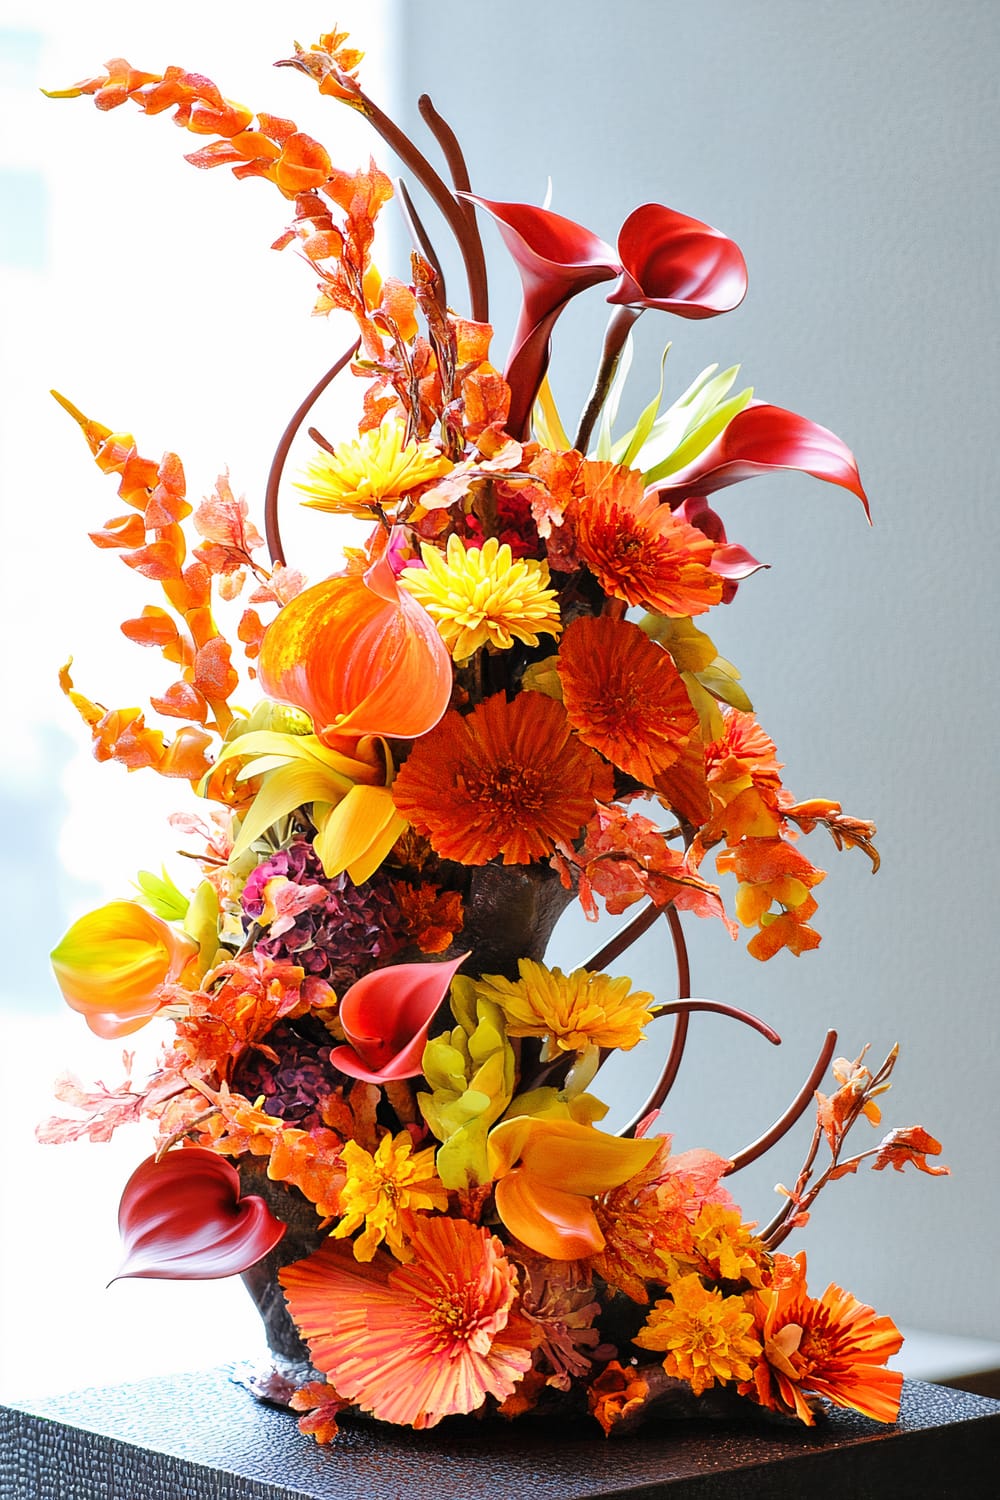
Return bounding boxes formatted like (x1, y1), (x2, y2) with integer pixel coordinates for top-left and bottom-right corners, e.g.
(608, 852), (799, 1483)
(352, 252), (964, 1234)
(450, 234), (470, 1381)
(619, 345), (671, 469)
(134, 867), (189, 922)
(643, 384), (753, 483)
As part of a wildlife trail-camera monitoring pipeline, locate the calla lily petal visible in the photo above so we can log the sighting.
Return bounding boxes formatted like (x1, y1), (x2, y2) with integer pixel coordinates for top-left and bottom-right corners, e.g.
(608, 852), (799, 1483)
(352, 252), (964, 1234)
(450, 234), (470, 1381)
(487, 1117), (659, 1260)
(494, 1169), (606, 1259)
(115, 1147), (285, 1281)
(653, 401), (870, 519)
(331, 953), (468, 1083)
(259, 552), (453, 749)
(313, 783), (408, 883)
(609, 202), (748, 318)
(51, 899), (198, 1039)
(464, 194), (620, 437)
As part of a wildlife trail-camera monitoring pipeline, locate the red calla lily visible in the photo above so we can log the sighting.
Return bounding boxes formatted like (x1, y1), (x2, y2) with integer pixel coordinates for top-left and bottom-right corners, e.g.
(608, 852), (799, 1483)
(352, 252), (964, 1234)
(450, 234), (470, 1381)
(652, 401), (870, 519)
(258, 550), (453, 749)
(609, 202), (748, 318)
(674, 494), (767, 603)
(114, 1147), (285, 1281)
(463, 194), (619, 438)
(330, 953), (468, 1083)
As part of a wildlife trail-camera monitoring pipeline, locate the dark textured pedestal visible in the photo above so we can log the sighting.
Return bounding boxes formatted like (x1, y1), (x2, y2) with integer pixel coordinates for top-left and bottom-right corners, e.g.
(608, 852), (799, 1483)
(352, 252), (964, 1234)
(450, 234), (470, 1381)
(2, 1366), (998, 1500)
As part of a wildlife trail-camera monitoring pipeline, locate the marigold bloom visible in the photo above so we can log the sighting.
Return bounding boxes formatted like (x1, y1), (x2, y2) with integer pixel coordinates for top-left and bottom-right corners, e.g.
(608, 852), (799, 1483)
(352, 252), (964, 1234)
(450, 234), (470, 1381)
(573, 461), (722, 616)
(401, 535), (561, 663)
(634, 1273), (762, 1397)
(332, 1133), (448, 1261)
(296, 420), (452, 520)
(588, 1360), (650, 1435)
(742, 1251), (903, 1424)
(593, 1138), (734, 1302)
(392, 691), (615, 865)
(559, 615), (698, 784)
(475, 958), (653, 1057)
(279, 1214), (534, 1427)
(51, 899), (199, 1039)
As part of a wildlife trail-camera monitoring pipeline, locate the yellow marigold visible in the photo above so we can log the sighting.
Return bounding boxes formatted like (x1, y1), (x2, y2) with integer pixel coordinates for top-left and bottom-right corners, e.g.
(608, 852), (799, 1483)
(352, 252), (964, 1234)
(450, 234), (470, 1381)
(679, 1202), (768, 1288)
(634, 1273), (762, 1397)
(295, 419), (452, 520)
(400, 535), (562, 663)
(331, 1132), (448, 1262)
(475, 959), (653, 1058)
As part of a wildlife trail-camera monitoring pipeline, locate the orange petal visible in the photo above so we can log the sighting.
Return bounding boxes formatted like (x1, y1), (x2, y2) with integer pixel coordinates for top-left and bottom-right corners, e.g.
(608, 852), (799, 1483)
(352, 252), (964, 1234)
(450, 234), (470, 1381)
(259, 552), (452, 749)
(494, 1168), (605, 1259)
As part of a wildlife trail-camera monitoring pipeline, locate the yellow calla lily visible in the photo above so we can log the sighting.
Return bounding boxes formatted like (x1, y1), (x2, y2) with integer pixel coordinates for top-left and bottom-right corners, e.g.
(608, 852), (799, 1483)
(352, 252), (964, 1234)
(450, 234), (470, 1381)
(313, 784), (408, 884)
(486, 1116), (660, 1260)
(50, 899), (199, 1039)
(214, 729), (388, 872)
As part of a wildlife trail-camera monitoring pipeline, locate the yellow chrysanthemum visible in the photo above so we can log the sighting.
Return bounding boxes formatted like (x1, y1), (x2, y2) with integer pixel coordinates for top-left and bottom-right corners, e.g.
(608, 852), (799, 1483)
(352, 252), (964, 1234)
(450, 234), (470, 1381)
(332, 1133), (448, 1262)
(400, 535), (562, 663)
(295, 419), (452, 520)
(634, 1273), (762, 1397)
(474, 959), (653, 1058)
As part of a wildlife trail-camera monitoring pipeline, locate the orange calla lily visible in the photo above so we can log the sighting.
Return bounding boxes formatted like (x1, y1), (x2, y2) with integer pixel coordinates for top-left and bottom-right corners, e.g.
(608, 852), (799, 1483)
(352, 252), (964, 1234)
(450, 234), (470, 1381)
(258, 552), (452, 751)
(50, 899), (199, 1038)
(487, 1116), (660, 1259)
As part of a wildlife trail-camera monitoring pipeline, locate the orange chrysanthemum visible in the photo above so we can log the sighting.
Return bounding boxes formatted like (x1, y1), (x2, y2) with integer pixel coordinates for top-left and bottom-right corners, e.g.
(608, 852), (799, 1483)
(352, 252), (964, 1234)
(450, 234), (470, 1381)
(559, 615), (698, 784)
(572, 460), (722, 615)
(279, 1213), (534, 1428)
(634, 1273), (762, 1397)
(742, 1251), (903, 1425)
(392, 691), (615, 865)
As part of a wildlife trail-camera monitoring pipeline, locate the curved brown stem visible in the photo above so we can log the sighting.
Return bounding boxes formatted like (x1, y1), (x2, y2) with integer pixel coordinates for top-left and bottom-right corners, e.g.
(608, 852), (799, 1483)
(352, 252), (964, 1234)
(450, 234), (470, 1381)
(349, 85), (488, 322)
(417, 95), (477, 228)
(573, 303), (642, 454)
(263, 341), (360, 566)
(725, 1028), (839, 1177)
(396, 178), (448, 310)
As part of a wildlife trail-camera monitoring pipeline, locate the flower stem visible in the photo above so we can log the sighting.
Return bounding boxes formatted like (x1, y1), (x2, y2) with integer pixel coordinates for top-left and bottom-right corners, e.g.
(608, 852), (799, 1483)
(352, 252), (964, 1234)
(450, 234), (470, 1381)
(573, 304), (642, 454)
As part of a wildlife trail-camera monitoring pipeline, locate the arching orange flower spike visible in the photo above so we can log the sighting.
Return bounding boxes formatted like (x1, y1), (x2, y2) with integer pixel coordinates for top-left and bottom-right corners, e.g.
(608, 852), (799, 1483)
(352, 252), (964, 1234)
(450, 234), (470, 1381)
(258, 552), (452, 751)
(50, 899), (199, 1039)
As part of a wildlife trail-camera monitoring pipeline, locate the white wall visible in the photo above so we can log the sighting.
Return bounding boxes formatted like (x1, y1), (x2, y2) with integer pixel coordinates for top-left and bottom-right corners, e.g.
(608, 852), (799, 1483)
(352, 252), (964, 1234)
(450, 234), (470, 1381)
(393, 0), (1000, 1339)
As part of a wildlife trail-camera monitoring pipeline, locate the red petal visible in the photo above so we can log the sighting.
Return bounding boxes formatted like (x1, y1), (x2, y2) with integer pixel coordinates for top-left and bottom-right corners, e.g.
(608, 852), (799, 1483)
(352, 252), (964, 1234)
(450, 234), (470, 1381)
(115, 1147), (286, 1280)
(655, 402), (870, 518)
(331, 953), (467, 1082)
(464, 194), (619, 436)
(610, 203), (748, 318)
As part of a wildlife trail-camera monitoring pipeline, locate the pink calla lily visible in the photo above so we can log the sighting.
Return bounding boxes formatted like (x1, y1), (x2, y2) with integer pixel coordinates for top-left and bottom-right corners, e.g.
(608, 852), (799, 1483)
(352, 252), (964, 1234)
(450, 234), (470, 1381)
(463, 194), (619, 437)
(114, 1147), (285, 1281)
(258, 550), (453, 750)
(609, 202), (748, 318)
(652, 401), (870, 519)
(330, 953), (468, 1083)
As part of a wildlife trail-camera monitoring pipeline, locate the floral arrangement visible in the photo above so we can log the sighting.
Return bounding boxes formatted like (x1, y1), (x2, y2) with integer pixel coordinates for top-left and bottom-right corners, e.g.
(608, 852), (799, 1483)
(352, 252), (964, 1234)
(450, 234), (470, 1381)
(43, 29), (948, 1442)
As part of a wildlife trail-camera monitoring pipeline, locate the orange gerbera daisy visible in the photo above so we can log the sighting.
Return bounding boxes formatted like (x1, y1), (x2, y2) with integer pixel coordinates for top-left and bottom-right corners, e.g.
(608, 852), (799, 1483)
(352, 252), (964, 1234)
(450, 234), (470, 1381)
(279, 1213), (534, 1428)
(742, 1251), (903, 1425)
(392, 691), (615, 864)
(559, 615), (698, 784)
(572, 460), (722, 616)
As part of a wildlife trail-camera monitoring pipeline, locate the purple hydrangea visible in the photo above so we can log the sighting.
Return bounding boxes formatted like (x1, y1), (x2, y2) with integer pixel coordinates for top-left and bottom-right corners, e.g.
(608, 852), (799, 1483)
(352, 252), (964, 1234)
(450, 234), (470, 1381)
(241, 840), (404, 989)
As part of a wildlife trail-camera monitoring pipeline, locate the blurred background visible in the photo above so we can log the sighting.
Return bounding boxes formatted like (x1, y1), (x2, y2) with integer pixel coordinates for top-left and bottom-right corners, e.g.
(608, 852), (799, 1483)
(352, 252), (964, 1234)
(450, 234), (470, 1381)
(1, 0), (997, 1400)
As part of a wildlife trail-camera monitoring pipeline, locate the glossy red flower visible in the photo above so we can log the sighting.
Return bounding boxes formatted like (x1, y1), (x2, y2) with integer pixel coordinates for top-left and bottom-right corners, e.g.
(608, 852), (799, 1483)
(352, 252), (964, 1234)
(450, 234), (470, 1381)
(464, 195), (619, 438)
(329, 953), (468, 1083)
(608, 203), (747, 318)
(115, 1147), (285, 1280)
(653, 402), (870, 519)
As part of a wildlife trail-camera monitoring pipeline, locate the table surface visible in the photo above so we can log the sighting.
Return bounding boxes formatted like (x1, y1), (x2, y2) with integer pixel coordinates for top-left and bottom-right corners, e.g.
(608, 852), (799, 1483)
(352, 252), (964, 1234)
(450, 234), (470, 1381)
(3, 1366), (999, 1500)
